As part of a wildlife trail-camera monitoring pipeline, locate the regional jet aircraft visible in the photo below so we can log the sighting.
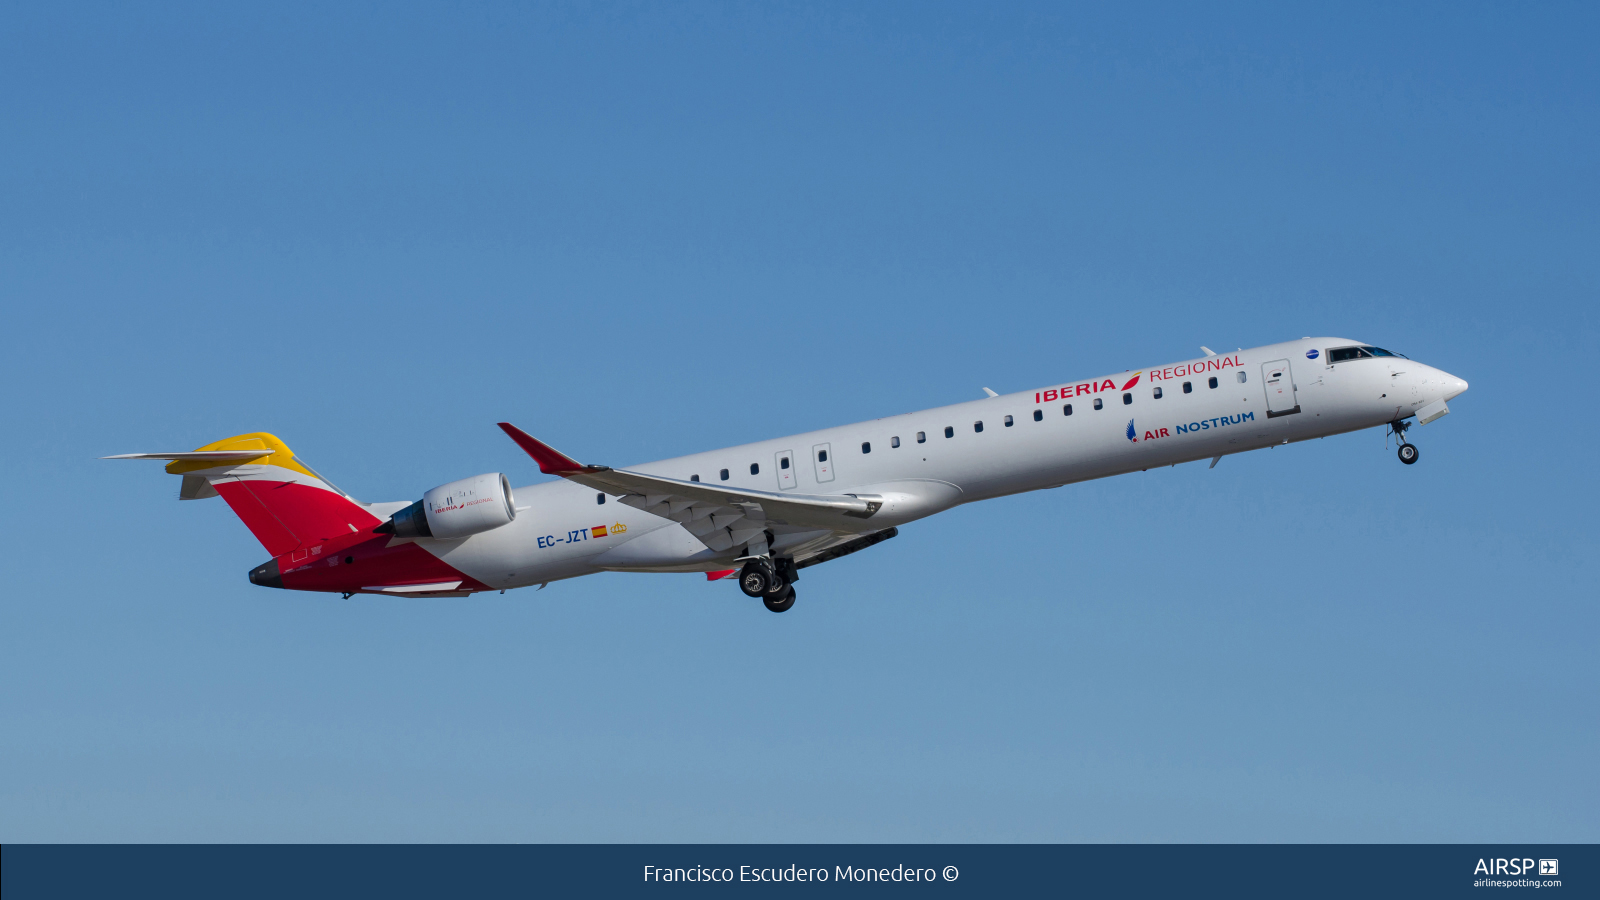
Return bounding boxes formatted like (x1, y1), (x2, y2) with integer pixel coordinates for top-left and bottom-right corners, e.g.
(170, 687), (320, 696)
(108, 337), (1466, 612)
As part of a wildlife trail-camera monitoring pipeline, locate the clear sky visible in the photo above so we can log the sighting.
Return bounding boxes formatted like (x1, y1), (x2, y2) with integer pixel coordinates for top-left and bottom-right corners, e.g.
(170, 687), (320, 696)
(1, 2), (1595, 842)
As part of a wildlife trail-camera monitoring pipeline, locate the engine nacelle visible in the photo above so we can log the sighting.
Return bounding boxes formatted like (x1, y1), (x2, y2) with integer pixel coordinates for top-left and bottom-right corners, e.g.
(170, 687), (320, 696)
(384, 473), (516, 540)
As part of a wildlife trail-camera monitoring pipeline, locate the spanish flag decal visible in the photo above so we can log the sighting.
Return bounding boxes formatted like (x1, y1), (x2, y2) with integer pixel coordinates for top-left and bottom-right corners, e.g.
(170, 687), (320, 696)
(591, 525), (608, 539)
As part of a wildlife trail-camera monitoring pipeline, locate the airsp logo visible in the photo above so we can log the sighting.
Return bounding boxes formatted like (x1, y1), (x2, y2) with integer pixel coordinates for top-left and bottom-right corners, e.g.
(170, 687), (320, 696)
(1474, 858), (1549, 876)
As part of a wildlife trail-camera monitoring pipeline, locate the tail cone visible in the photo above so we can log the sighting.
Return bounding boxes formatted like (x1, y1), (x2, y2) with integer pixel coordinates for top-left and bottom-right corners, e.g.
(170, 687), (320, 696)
(248, 559), (284, 589)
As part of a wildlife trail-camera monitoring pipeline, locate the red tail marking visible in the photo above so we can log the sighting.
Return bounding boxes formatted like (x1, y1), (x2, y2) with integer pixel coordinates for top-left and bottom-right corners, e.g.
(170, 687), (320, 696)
(278, 536), (490, 594)
(213, 480), (382, 557)
(706, 569), (736, 581)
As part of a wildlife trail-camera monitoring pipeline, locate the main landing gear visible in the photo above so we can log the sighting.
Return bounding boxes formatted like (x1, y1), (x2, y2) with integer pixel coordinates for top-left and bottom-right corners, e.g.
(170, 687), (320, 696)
(1389, 419), (1419, 465)
(739, 557), (799, 613)
(764, 588), (796, 613)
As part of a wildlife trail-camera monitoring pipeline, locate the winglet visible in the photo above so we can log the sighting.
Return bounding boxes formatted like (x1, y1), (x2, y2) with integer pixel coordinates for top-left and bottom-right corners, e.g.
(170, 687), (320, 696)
(981, 387), (999, 398)
(706, 569), (737, 581)
(497, 423), (594, 475)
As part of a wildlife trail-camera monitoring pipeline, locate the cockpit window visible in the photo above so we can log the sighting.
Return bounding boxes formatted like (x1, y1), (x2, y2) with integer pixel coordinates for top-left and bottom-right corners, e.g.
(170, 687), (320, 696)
(1362, 346), (1408, 358)
(1329, 345), (1410, 362)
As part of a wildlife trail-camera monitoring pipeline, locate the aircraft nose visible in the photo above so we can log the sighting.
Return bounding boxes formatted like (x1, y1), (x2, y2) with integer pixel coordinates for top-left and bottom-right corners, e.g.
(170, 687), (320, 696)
(1442, 372), (1468, 400)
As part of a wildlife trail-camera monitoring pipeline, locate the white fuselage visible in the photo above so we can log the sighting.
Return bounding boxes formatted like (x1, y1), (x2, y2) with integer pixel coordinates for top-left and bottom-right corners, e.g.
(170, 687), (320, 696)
(419, 338), (1467, 590)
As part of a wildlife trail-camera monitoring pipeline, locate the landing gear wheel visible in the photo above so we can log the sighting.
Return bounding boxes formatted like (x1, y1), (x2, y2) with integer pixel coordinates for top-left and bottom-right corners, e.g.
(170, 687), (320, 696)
(739, 562), (774, 598)
(1398, 443), (1419, 465)
(764, 586), (795, 613)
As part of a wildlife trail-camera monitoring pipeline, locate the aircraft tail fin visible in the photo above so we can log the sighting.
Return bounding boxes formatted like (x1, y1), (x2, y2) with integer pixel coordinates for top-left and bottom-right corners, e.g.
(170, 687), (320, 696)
(104, 432), (383, 557)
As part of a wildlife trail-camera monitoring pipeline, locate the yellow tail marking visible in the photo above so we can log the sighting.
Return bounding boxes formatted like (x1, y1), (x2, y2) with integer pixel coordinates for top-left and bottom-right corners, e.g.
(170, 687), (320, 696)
(164, 432), (321, 481)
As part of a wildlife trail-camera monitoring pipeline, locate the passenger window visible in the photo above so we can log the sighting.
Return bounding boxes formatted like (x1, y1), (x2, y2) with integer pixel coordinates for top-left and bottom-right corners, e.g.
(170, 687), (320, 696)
(891, 436), (900, 448)
(1093, 398), (1103, 410)
(944, 426), (954, 438)
(818, 449), (828, 462)
(750, 463), (759, 475)
(861, 442), (871, 454)
(974, 421), (983, 433)
(780, 457), (790, 469)
(1122, 392), (1132, 405)
(1152, 387), (1163, 399)
(1236, 371), (1246, 383)
(720, 469), (729, 481)
(1033, 409), (1043, 421)
(1063, 404), (1072, 416)
(1183, 381), (1192, 393)
(691, 475), (700, 482)
(1004, 415), (1013, 427)
(597, 493), (606, 504)
(917, 431), (926, 443)
(1208, 376), (1218, 389)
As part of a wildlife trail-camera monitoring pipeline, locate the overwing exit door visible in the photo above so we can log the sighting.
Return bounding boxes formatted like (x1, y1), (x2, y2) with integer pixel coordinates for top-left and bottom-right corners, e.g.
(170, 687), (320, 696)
(1262, 359), (1300, 418)
(776, 450), (796, 489)
(812, 443), (834, 483)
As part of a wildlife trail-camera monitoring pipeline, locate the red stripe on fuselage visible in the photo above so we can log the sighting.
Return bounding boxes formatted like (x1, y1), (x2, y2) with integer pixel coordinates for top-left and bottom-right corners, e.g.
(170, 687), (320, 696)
(215, 478), (484, 594)
(276, 531), (489, 594)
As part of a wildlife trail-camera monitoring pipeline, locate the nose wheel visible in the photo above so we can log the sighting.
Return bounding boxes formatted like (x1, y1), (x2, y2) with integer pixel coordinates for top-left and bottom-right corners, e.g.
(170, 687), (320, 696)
(1388, 420), (1419, 465)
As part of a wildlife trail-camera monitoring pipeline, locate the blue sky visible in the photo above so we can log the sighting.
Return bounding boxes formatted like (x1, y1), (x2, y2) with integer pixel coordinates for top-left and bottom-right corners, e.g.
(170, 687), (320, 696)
(1, 2), (1595, 841)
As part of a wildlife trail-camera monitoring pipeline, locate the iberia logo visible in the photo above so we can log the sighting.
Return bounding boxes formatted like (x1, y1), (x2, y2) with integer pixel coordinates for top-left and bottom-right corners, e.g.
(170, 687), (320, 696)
(1120, 372), (1142, 390)
(1126, 419), (1137, 442)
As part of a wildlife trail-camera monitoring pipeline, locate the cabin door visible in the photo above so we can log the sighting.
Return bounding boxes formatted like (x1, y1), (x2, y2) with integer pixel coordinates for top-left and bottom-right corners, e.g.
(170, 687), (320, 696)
(1262, 359), (1300, 417)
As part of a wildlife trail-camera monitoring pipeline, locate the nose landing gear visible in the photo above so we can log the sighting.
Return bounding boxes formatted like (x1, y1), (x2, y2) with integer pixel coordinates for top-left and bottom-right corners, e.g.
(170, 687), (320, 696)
(1389, 420), (1419, 465)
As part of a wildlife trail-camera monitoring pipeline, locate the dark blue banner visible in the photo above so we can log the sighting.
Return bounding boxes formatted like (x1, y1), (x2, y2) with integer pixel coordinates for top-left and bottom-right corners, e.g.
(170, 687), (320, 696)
(3, 844), (1593, 898)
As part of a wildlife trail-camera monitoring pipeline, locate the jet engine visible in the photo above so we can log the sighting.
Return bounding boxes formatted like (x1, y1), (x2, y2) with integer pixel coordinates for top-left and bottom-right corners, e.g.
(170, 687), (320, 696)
(380, 472), (516, 540)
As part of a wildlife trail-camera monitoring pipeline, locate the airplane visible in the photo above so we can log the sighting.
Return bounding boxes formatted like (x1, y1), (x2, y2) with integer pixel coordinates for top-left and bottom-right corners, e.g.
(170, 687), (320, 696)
(107, 337), (1467, 613)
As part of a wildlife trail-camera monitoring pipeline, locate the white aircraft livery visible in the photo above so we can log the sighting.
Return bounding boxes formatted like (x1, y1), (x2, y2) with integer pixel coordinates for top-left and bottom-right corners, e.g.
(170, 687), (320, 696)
(109, 337), (1466, 612)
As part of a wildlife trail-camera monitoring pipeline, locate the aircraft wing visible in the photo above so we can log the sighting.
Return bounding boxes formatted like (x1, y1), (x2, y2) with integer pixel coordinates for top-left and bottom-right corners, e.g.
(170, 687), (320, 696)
(498, 423), (883, 553)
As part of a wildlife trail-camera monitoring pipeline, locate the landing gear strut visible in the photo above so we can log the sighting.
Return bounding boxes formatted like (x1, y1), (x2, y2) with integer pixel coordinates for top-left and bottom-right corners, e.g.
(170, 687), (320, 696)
(1389, 419), (1419, 465)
